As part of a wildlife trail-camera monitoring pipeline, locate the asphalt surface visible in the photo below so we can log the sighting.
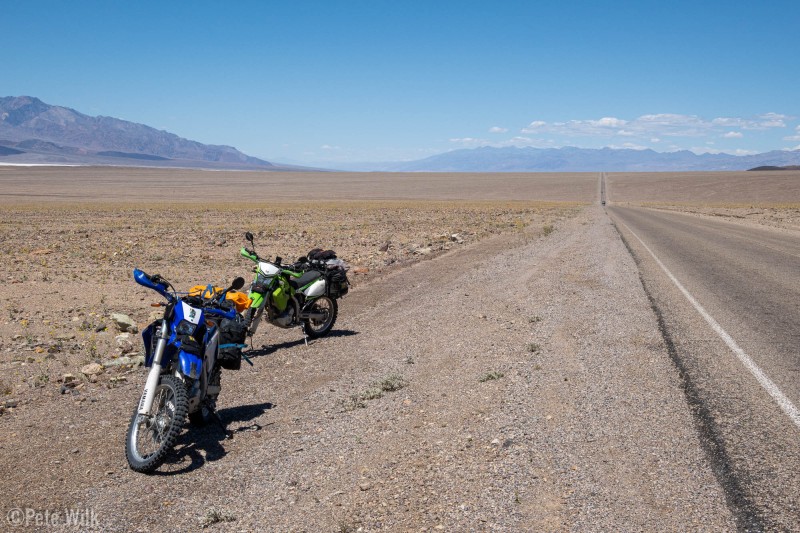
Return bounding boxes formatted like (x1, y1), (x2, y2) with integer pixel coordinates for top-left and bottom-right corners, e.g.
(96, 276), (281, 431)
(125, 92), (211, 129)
(608, 205), (800, 531)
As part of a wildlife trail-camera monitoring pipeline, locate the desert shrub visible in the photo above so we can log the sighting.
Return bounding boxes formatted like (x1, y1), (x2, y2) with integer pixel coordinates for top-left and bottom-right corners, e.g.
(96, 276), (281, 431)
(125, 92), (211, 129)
(479, 371), (504, 382)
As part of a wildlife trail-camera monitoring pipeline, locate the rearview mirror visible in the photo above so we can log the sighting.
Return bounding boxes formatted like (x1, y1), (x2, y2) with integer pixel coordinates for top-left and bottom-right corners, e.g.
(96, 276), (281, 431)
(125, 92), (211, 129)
(230, 277), (246, 291)
(245, 232), (254, 243)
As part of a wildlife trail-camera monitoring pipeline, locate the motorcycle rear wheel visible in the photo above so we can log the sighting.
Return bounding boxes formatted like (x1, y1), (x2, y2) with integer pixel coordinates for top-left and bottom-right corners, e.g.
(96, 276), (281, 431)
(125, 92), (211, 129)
(303, 296), (338, 338)
(125, 375), (187, 473)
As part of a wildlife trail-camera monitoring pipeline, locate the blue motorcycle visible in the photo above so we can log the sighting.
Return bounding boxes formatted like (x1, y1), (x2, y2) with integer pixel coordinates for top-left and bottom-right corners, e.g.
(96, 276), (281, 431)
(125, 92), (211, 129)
(125, 269), (246, 473)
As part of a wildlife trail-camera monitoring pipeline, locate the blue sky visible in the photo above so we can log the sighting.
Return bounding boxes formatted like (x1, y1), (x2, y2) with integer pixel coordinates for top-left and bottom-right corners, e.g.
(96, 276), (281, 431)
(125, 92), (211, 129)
(3, 1), (799, 165)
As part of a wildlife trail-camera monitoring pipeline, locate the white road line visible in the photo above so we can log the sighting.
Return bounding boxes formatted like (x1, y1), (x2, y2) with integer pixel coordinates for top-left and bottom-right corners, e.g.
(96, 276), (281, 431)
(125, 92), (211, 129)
(618, 219), (800, 429)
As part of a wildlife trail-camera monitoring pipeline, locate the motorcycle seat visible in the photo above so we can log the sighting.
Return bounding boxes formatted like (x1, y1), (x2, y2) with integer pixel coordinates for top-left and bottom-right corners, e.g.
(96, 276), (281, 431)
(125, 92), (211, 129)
(289, 270), (322, 290)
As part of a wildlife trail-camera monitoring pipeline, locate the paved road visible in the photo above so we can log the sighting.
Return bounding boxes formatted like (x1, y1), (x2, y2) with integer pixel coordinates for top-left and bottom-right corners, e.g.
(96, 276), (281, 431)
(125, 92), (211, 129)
(608, 205), (800, 530)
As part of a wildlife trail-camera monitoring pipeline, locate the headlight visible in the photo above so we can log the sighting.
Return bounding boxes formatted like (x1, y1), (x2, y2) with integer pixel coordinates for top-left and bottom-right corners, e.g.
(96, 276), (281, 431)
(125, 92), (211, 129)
(175, 319), (197, 336)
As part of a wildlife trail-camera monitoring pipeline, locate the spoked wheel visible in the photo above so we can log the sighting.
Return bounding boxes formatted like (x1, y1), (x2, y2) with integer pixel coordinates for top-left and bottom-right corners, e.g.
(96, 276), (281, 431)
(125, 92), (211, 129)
(125, 375), (187, 473)
(303, 296), (338, 339)
(189, 367), (221, 427)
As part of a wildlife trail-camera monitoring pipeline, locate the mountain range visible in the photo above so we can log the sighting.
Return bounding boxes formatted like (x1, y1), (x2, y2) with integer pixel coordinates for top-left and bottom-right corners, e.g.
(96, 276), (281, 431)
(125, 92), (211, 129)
(0, 96), (280, 170)
(342, 146), (800, 172)
(3, 96), (800, 172)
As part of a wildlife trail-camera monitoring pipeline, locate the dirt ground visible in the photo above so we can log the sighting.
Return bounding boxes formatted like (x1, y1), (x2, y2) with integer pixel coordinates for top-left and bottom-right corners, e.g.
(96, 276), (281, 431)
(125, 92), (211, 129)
(0, 168), (796, 531)
(607, 170), (800, 232)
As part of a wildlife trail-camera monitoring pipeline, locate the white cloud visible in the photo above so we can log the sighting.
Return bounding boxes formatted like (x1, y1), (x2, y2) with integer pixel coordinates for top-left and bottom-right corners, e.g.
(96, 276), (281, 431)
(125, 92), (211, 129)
(758, 112), (788, 128)
(524, 120), (548, 130)
(321, 144), (340, 150)
(783, 125), (800, 142)
(712, 113), (790, 130)
(711, 117), (744, 127)
(519, 112), (793, 143)
(592, 117), (627, 127)
(488, 126), (508, 133)
(449, 137), (488, 146)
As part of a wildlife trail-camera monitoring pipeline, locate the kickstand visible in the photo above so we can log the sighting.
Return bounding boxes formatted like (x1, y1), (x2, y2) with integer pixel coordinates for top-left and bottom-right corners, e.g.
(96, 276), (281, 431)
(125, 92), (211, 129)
(301, 324), (309, 346)
(208, 406), (232, 439)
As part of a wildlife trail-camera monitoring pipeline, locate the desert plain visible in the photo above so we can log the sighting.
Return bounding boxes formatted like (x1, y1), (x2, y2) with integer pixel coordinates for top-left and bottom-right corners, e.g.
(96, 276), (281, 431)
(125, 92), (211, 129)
(0, 166), (798, 531)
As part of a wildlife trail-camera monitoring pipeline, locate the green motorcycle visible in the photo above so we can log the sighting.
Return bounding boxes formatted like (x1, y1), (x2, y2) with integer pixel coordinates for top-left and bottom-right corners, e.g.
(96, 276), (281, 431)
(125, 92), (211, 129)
(240, 232), (349, 341)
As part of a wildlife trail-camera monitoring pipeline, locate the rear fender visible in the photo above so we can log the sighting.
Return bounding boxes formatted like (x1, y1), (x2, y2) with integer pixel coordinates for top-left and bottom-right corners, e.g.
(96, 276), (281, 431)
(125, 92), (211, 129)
(303, 279), (326, 298)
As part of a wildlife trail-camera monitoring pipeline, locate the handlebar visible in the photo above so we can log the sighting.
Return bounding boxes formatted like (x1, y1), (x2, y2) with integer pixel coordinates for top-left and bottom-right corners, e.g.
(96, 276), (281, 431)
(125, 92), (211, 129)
(133, 269), (173, 301)
(135, 270), (243, 320)
(204, 305), (238, 320)
(240, 247), (259, 262)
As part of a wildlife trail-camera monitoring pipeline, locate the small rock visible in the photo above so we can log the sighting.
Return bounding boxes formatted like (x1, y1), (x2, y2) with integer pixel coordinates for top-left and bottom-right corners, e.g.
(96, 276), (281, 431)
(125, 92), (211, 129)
(103, 355), (145, 368)
(71, 448), (79, 454)
(115, 334), (135, 354)
(4, 399), (18, 408)
(378, 242), (390, 252)
(62, 374), (77, 383)
(359, 482), (372, 491)
(110, 313), (137, 333)
(491, 438), (501, 446)
(450, 233), (464, 244)
(352, 267), (369, 275)
(414, 247), (433, 256)
(81, 363), (104, 376)
(94, 324), (107, 333)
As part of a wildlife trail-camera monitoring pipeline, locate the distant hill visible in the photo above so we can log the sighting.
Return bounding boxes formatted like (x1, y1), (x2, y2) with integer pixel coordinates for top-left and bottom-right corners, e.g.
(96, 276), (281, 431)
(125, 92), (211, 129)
(364, 146), (800, 172)
(748, 165), (800, 171)
(0, 96), (283, 170)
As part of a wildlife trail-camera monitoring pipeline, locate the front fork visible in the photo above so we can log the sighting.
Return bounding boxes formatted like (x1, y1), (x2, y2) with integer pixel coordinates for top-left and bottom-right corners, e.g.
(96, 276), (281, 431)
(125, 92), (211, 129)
(247, 291), (266, 335)
(137, 319), (169, 415)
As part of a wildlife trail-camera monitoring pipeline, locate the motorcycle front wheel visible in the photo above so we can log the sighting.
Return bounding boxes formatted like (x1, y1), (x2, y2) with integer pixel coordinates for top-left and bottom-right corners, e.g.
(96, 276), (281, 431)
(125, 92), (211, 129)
(303, 296), (338, 338)
(125, 375), (187, 473)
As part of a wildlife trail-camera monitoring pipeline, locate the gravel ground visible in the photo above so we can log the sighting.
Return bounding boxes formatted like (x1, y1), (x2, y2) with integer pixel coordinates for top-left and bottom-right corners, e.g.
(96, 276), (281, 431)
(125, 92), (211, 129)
(0, 205), (735, 531)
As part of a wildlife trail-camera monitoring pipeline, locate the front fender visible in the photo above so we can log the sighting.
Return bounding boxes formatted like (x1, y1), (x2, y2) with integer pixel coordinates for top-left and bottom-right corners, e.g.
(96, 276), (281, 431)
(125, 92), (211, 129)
(178, 351), (203, 379)
(249, 291), (265, 309)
